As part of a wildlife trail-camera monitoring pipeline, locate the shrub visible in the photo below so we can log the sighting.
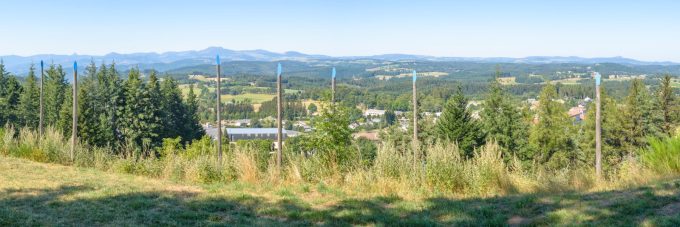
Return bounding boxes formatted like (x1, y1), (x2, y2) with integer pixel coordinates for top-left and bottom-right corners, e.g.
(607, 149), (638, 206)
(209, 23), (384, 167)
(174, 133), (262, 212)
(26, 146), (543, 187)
(185, 157), (223, 183)
(641, 137), (680, 174)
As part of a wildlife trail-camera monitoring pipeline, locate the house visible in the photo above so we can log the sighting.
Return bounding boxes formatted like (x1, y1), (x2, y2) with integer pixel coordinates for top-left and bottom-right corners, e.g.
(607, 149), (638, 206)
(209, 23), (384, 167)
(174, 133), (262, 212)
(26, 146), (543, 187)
(568, 105), (586, 122)
(363, 109), (386, 117)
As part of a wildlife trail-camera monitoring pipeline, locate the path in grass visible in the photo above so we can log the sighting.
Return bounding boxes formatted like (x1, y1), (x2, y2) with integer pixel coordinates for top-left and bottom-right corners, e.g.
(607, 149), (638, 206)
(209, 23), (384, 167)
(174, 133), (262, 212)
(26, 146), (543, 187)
(2, 156), (680, 226)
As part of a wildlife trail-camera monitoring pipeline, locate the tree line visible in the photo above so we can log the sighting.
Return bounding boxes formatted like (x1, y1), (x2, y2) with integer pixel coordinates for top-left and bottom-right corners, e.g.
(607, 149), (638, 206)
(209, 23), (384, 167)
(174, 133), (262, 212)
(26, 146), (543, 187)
(389, 73), (678, 171)
(0, 61), (205, 156)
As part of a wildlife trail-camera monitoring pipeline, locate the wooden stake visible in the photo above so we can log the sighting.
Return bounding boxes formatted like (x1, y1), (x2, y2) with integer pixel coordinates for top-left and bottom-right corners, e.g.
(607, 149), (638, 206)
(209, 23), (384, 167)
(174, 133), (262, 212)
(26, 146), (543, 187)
(39, 61), (44, 138)
(276, 63), (283, 168)
(412, 70), (418, 169)
(216, 55), (222, 163)
(331, 67), (336, 104)
(71, 62), (78, 161)
(594, 72), (602, 178)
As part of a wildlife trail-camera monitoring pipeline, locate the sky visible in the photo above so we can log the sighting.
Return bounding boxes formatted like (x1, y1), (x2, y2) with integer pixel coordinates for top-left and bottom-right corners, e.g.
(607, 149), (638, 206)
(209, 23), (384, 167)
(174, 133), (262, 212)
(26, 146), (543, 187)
(2, 0), (680, 61)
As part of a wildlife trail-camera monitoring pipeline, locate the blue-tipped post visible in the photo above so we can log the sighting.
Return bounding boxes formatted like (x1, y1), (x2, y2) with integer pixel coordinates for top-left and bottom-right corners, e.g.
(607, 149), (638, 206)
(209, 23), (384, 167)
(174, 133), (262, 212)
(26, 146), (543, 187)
(216, 55), (223, 163)
(276, 63), (283, 168)
(331, 67), (336, 104)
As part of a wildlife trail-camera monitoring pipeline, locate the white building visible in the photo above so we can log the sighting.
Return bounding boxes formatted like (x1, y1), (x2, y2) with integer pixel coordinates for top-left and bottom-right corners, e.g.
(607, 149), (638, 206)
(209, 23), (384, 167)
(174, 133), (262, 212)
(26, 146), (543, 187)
(363, 109), (386, 117)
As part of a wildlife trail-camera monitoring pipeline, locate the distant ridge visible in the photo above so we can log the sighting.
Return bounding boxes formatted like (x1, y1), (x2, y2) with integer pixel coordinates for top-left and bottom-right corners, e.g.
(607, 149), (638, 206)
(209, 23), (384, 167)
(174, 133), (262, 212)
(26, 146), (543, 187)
(1, 47), (677, 75)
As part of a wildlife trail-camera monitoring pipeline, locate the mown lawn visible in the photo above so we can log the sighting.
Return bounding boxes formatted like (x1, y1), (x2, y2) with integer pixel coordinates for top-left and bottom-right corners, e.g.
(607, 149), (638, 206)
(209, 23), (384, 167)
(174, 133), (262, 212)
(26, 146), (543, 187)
(2, 156), (680, 226)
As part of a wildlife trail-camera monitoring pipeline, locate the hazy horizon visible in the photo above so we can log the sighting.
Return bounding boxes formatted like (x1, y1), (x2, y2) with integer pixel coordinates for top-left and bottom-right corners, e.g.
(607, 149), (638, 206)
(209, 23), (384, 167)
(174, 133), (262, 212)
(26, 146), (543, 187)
(0, 46), (672, 63)
(2, 0), (680, 61)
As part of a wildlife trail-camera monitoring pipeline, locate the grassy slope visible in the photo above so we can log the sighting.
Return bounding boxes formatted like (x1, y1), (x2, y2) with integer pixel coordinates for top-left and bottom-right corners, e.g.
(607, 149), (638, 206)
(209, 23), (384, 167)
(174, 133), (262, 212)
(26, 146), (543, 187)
(2, 156), (680, 226)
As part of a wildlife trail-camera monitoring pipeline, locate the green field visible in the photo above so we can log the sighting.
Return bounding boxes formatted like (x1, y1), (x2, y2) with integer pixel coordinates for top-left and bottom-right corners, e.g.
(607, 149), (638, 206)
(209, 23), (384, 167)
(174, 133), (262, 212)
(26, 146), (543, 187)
(221, 93), (275, 103)
(2, 156), (680, 226)
(178, 85), (276, 104)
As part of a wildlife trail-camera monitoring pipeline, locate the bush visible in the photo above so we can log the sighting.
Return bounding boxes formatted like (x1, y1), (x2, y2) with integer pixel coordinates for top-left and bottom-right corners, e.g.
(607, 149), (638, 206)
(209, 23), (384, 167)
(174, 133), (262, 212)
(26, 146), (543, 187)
(185, 157), (223, 183)
(641, 137), (680, 174)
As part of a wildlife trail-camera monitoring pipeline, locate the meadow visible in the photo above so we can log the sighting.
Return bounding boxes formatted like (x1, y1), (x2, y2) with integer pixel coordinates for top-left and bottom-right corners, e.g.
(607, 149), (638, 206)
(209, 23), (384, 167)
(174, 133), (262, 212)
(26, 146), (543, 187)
(3, 126), (680, 225)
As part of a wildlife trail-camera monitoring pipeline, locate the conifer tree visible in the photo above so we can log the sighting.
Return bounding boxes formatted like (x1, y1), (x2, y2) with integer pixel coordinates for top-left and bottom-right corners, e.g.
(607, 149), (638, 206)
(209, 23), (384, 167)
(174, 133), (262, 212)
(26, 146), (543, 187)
(0, 60), (23, 126)
(43, 64), (67, 126)
(0, 59), (8, 125)
(657, 75), (677, 136)
(105, 62), (126, 146)
(78, 61), (105, 146)
(183, 84), (205, 142)
(435, 87), (485, 157)
(529, 84), (577, 169)
(480, 80), (530, 161)
(57, 86), (73, 135)
(159, 77), (185, 142)
(146, 71), (163, 147)
(621, 79), (663, 151)
(121, 68), (158, 153)
(18, 64), (40, 128)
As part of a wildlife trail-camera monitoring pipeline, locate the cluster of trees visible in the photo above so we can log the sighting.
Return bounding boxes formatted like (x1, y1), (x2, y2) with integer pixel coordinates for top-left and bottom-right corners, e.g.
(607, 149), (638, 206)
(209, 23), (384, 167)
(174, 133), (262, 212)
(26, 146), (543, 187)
(0, 61), (204, 156)
(425, 74), (677, 170)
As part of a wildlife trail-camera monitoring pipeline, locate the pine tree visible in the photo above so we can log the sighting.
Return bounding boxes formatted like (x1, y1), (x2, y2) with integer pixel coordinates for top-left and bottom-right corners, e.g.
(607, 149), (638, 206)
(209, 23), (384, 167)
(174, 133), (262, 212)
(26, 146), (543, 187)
(480, 80), (530, 161)
(57, 86), (73, 135)
(657, 75), (677, 136)
(18, 64), (40, 128)
(529, 84), (577, 169)
(435, 87), (485, 157)
(78, 61), (105, 146)
(121, 68), (158, 153)
(43, 64), (67, 126)
(0, 60), (23, 126)
(146, 71), (163, 147)
(159, 77), (185, 142)
(105, 62), (126, 147)
(0, 59), (7, 125)
(621, 79), (663, 151)
(183, 84), (205, 142)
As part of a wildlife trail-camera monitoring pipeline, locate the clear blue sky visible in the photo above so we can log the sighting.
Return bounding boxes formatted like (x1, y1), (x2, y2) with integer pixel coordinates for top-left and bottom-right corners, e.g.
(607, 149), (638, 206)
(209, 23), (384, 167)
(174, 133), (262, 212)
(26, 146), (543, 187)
(2, 0), (680, 61)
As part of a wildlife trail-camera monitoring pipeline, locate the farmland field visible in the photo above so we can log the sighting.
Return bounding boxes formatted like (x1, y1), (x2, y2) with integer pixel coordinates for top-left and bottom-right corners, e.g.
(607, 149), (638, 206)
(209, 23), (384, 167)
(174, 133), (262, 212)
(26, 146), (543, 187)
(221, 93), (275, 103)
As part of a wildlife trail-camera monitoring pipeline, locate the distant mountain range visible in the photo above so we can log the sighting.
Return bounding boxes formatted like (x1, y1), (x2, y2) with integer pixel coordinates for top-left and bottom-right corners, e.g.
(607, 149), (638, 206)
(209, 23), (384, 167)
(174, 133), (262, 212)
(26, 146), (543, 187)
(1, 47), (677, 75)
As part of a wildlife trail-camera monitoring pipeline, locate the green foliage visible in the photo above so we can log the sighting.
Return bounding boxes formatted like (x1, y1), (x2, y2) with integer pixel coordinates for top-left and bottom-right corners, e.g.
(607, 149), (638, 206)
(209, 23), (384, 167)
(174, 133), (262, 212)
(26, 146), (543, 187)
(235, 139), (272, 171)
(43, 64), (67, 126)
(657, 75), (677, 136)
(0, 72), (22, 126)
(285, 104), (359, 181)
(621, 79), (664, 150)
(435, 87), (485, 157)
(579, 88), (627, 172)
(529, 84), (578, 169)
(641, 137), (680, 174)
(307, 103), (317, 114)
(183, 136), (215, 160)
(18, 64), (39, 128)
(120, 68), (160, 154)
(56, 86), (72, 136)
(480, 81), (530, 161)
(384, 110), (396, 125)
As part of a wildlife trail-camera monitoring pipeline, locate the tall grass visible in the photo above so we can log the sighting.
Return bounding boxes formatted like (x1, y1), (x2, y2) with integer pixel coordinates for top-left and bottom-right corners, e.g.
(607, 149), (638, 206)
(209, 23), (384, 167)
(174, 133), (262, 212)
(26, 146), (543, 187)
(0, 126), (672, 199)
